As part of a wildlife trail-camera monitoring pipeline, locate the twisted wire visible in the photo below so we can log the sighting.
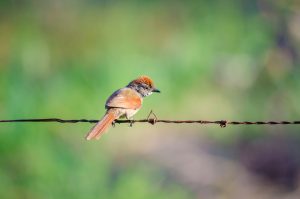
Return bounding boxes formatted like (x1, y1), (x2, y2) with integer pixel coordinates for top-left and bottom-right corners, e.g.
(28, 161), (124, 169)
(1, 118), (300, 128)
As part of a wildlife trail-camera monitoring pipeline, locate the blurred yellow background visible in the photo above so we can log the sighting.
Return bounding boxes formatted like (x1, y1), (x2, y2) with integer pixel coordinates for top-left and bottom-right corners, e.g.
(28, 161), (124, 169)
(1, 0), (300, 198)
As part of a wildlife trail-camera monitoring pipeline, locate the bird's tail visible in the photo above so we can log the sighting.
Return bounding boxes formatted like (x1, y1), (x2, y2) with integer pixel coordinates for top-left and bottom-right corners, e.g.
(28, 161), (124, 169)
(85, 109), (121, 140)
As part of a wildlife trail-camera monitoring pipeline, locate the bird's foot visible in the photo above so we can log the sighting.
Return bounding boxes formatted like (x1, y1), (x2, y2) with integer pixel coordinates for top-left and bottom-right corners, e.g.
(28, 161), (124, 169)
(128, 119), (135, 127)
(112, 120), (116, 127)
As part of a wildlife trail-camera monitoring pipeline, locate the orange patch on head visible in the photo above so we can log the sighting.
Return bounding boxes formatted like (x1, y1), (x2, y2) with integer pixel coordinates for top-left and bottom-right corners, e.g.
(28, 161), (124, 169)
(131, 75), (154, 87)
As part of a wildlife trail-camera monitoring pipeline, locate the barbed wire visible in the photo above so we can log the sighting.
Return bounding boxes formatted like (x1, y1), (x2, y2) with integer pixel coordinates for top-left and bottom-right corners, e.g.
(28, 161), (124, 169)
(1, 118), (300, 128)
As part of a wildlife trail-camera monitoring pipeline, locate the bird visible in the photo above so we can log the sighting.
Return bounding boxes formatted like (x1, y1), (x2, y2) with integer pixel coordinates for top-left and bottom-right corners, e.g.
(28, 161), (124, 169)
(85, 75), (160, 140)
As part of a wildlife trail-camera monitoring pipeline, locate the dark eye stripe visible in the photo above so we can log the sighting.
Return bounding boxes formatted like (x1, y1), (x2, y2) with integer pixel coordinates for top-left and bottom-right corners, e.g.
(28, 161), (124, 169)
(142, 83), (150, 89)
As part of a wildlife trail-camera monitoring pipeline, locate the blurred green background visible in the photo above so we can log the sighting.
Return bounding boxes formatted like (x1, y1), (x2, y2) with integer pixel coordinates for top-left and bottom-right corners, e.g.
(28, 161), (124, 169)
(1, 0), (300, 198)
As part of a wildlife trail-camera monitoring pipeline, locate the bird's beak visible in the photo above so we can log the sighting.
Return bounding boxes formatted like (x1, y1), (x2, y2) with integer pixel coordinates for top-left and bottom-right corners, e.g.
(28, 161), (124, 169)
(153, 88), (161, 93)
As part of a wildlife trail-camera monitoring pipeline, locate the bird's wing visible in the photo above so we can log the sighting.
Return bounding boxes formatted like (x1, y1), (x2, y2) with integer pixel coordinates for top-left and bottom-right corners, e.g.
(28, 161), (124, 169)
(105, 88), (142, 110)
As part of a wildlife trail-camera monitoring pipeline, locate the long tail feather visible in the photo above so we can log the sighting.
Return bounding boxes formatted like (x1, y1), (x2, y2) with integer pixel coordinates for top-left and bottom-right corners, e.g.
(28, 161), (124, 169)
(85, 109), (119, 140)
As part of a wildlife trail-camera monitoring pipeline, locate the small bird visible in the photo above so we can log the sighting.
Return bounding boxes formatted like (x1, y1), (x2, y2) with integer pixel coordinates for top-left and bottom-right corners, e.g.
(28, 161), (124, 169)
(85, 75), (160, 140)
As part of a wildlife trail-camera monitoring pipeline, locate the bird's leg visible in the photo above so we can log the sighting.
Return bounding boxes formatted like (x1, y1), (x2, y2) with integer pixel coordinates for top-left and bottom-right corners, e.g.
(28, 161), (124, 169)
(129, 119), (134, 127)
(112, 120), (116, 127)
(125, 114), (134, 127)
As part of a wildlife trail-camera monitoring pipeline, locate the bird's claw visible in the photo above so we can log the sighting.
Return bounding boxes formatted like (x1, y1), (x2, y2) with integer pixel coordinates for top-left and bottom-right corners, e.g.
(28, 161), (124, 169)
(129, 120), (134, 127)
(112, 120), (116, 127)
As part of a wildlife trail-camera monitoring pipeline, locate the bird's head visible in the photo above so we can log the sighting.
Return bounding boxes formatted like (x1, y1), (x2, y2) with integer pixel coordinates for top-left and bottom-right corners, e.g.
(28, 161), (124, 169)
(127, 75), (160, 97)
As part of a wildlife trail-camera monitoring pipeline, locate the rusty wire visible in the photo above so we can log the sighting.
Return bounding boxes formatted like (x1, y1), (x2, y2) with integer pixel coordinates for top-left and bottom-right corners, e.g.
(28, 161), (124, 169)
(1, 118), (300, 128)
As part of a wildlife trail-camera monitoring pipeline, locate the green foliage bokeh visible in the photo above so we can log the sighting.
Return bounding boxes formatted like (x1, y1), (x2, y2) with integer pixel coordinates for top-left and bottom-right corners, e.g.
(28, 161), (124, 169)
(1, 0), (300, 198)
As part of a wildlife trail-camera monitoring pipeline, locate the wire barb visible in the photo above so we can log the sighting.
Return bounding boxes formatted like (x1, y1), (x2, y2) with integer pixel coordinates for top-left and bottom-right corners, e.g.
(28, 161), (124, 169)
(146, 110), (158, 125)
(219, 120), (227, 128)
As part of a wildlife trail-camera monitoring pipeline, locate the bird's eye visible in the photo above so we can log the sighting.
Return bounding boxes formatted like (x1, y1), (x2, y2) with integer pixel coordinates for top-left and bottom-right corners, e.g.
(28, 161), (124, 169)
(141, 83), (150, 89)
